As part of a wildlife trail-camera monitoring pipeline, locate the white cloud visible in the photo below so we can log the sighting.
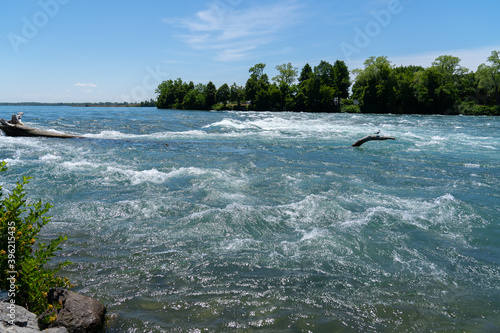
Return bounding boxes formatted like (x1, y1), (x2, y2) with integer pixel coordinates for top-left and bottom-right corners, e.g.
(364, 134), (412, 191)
(215, 46), (257, 62)
(74, 83), (98, 88)
(345, 45), (500, 71)
(165, 0), (304, 61)
(389, 46), (500, 71)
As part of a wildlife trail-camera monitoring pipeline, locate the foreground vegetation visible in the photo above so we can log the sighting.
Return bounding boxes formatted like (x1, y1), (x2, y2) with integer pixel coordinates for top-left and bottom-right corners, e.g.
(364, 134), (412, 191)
(156, 51), (500, 115)
(0, 162), (71, 316)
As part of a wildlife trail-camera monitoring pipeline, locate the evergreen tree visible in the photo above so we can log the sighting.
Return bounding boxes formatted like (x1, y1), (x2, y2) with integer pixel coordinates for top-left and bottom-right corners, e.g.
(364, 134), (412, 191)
(298, 64), (313, 85)
(204, 81), (217, 109)
(216, 83), (230, 107)
(332, 60), (350, 99)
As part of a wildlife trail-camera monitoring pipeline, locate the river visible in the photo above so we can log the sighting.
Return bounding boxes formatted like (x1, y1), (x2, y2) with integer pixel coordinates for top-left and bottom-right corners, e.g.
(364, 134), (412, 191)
(1, 106), (499, 332)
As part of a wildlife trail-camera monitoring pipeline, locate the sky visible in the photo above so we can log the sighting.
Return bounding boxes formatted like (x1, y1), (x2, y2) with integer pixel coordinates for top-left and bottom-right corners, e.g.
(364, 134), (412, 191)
(1, 0), (499, 103)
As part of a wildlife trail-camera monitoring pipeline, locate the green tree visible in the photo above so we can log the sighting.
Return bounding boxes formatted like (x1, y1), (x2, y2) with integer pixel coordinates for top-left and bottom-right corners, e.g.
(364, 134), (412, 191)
(296, 60), (350, 112)
(332, 60), (351, 99)
(272, 62), (298, 86)
(282, 82), (297, 111)
(204, 81), (217, 110)
(268, 84), (282, 110)
(230, 83), (243, 107)
(155, 78), (191, 109)
(298, 63), (313, 86)
(352, 56), (397, 113)
(245, 63), (267, 107)
(319, 85), (337, 111)
(430, 55), (468, 113)
(414, 67), (457, 114)
(432, 55), (469, 77)
(182, 89), (204, 110)
(297, 76), (319, 111)
(314, 61), (335, 87)
(216, 83), (230, 108)
(156, 79), (176, 109)
(245, 77), (258, 107)
(393, 65), (424, 114)
(296, 64), (315, 111)
(245, 64), (270, 109)
(140, 98), (156, 107)
(477, 50), (500, 106)
(253, 74), (271, 110)
(249, 63), (266, 79)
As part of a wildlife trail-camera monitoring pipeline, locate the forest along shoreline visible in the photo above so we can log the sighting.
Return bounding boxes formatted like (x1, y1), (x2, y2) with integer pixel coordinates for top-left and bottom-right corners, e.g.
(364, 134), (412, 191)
(155, 51), (500, 116)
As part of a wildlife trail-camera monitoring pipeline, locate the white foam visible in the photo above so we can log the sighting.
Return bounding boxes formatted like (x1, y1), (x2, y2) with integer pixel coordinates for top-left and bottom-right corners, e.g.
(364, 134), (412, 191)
(464, 163), (480, 168)
(61, 160), (100, 171)
(300, 228), (325, 242)
(40, 154), (61, 161)
(222, 238), (261, 251)
(1, 158), (21, 165)
(104, 166), (232, 186)
(205, 118), (258, 130)
(84, 130), (143, 139)
(434, 193), (456, 204)
(202, 114), (372, 141)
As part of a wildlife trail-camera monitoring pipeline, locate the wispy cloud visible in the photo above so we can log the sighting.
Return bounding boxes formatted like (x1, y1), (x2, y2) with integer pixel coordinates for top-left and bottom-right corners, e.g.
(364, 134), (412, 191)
(390, 45), (500, 71)
(164, 0), (304, 61)
(345, 45), (500, 71)
(74, 83), (98, 88)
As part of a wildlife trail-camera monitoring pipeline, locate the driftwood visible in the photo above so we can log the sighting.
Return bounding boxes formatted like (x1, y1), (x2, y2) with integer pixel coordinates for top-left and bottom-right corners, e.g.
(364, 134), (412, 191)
(352, 135), (395, 147)
(0, 123), (84, 139)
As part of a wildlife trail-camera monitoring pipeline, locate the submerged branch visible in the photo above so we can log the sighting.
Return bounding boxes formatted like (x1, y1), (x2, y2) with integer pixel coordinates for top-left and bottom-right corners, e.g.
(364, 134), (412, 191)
(352, 135), (396, 147)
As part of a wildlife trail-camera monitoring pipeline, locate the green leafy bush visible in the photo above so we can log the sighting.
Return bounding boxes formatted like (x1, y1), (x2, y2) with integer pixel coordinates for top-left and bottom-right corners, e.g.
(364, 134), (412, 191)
(341, 104), (361, 113)
(458, 101), (500, 116)
(0, 161), (72, 315)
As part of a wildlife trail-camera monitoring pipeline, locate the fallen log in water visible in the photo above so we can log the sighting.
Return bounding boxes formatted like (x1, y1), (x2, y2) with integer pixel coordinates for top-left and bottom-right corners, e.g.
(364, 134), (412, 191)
(352, 135), (395, 147)
(0, 124), (85, 139)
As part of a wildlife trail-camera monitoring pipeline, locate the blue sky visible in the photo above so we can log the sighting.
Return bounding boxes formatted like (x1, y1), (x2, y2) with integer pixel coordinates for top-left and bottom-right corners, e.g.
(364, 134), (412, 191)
(1, 0), (499, 103)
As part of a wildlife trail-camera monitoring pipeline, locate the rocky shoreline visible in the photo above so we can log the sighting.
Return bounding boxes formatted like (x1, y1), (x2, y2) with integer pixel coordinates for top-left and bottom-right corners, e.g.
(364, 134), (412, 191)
(0, 289), (105, 333)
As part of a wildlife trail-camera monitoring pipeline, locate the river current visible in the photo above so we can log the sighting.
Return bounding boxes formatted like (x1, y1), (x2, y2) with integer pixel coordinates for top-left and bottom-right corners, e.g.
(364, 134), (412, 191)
(1, 106), (499, 332)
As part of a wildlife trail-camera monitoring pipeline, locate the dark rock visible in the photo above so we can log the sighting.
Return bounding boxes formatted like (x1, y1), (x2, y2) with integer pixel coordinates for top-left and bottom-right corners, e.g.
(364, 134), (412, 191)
(39, 289), (105, 333)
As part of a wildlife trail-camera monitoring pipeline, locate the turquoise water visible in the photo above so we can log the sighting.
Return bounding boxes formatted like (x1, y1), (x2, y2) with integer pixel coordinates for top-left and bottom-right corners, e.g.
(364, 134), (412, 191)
(1, 106), (499, 332)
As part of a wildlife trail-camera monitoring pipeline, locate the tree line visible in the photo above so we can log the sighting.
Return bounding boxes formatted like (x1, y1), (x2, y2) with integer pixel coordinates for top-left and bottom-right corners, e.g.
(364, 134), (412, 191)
(156, 50), (500, 115)
(155, 60), (350, 112)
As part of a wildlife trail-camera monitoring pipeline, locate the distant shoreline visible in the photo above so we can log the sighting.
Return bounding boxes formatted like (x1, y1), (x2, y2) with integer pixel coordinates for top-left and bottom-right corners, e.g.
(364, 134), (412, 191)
(0, 102), (154, 107)
(0, 102), (498, 116)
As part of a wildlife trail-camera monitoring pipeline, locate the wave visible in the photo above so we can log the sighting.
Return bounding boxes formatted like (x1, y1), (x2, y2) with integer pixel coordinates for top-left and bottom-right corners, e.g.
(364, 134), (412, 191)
(104, 165), (231, 185)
